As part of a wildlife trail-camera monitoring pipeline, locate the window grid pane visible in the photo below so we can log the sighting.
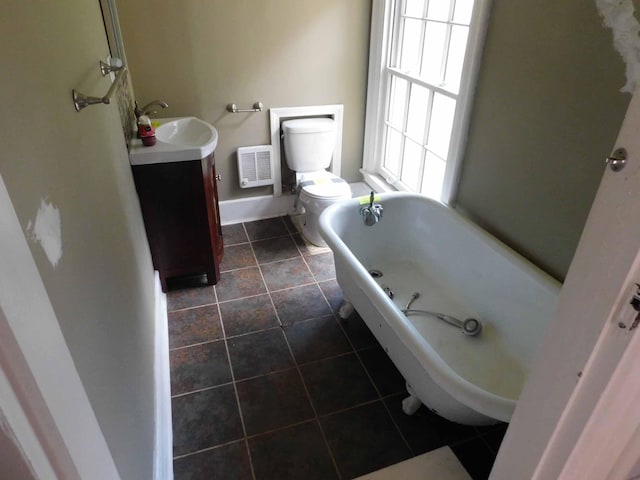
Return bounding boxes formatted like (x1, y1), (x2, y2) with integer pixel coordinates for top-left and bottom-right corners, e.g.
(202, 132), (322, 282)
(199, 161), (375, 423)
(426, 0), (452, 21)
(383, 126), (404, 177)
(404, 0), (426, 17)
(453, 0), (475, 24)
(400, 137), (424, 191)
(421, 21), (448, 84)
(443, 25), (469, 93)
(377, 0), (479, 199)
(399, 18), (423, 74)
(427, 92), (456, 159)
(405, 83), (430, 143)
(388, 75), (409, 129)
(421, 151), (446, 199)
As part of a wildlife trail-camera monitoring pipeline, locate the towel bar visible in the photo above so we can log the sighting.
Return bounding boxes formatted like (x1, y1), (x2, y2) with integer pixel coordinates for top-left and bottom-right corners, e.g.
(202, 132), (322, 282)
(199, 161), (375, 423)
(73, 63), (127, 112)
(226, 101), (263, 113)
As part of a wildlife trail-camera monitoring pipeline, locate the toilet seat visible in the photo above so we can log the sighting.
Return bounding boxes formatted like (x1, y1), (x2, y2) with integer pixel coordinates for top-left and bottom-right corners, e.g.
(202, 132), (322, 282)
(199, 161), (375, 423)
(298, 172), (351, 199)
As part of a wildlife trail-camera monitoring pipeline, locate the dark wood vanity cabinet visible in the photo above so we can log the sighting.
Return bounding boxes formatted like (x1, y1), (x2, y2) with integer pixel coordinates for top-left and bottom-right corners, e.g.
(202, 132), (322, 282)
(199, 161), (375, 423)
(132, 154), (223, 291)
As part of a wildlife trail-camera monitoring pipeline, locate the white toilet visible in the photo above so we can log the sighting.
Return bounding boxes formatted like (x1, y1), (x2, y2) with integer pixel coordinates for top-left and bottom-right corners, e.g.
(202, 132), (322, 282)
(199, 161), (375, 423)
(282, 117), (351, 246)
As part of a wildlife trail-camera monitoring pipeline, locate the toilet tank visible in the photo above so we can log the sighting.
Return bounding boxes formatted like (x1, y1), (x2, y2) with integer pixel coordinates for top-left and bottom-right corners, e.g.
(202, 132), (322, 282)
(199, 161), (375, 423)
(282, 118), (336, 172)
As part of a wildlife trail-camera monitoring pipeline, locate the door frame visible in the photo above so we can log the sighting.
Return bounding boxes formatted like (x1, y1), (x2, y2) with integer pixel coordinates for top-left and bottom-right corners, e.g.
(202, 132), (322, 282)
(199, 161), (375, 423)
(0, 174), (121, 480)
(559, 307), (640, 479)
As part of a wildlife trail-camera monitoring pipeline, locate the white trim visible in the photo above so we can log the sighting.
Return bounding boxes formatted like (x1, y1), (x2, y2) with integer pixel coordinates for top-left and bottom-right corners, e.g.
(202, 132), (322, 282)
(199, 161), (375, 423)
(269, 104), (344, 196)
(0, 331), (56, 480)
(363, 0), (394, 174)
(362, 0), (492, 205)
(219, 180), (375, 225)
(558, 311), (640, 479)
(442, 0), (492, 204)
(219, 194), (296, 225)
(360, 169), (397, 193)
(152, 271), (173, 480)
(0, 174), (120, 479)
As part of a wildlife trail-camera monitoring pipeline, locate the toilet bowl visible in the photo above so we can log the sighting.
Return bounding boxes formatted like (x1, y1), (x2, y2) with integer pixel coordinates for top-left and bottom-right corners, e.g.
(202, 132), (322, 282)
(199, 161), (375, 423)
(295, 171), (351, 246)
(282, 117), (351, 246)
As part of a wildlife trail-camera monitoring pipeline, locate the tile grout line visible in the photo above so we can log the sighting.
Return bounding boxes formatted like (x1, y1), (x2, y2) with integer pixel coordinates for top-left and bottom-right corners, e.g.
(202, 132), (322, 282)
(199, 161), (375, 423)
(178, 264), (333, 314)
(278, 222), (345, 479)
(173, 344), (406, 400)
(251, 222), (344, 479)
(214, 257), (258, 480)
(171, 310), (344, 353)
(172, 438), (247, 461)
(332, 306), (416, 457)
(178, 337), (406, 389)
(289, 226), (361, 478)
(477, 430), (500, 455)
(173, 218), (420, 475)
(221, 246), (308, 275)
(271, 292), (344, 480)
(236, 220), (288, 479)
(167, 300), (216, 314)
(244, 417), (320, 443)
(216, 278), (332, 307)
(171, 381), (235, 399)
(169, 337), (225, 353)
(241, 394), (395, 443)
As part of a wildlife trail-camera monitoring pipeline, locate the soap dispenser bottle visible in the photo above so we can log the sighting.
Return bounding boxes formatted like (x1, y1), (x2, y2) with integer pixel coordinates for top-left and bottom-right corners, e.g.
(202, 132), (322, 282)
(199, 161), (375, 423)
(138, 115), (156, 146)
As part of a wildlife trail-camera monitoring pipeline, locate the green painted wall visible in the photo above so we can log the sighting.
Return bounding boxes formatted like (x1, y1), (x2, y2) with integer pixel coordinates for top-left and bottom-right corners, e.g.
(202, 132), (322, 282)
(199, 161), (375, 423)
(455, 0), (629, 280)
(0, 1), (156, 477)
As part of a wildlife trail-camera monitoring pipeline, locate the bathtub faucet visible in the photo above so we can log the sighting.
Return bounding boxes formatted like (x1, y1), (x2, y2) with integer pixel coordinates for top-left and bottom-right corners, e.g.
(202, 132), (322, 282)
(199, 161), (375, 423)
(360, 191), (383, 226)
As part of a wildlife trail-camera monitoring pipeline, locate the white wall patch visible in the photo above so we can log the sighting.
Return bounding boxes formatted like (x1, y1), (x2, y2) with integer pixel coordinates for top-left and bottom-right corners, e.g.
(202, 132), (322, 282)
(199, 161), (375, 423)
(27, 199), (62, 268)
(596, 0), (640, 93)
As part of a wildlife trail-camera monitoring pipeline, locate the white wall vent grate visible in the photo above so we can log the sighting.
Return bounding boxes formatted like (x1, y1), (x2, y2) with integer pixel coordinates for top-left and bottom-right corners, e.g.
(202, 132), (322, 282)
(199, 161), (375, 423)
(237, 145), (274, 188)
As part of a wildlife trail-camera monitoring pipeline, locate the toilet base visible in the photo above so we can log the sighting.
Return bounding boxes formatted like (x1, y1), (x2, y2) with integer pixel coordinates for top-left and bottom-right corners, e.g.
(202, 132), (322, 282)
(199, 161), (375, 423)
(290, 212), (328, 247)
(302, 220), (328, 247)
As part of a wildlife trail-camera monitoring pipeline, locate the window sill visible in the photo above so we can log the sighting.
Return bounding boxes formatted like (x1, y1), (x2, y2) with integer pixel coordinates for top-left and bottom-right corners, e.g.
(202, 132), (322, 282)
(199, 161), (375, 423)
(360, 169), (398, 193)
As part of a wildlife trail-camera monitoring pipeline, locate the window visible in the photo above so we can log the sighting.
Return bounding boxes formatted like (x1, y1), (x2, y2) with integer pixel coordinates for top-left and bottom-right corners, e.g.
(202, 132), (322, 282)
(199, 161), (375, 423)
(362, 0), (490, 203)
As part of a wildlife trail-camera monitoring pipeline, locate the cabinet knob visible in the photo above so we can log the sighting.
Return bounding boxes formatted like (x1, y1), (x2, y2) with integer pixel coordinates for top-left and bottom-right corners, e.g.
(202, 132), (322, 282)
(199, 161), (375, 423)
(215, 174), (222, 182)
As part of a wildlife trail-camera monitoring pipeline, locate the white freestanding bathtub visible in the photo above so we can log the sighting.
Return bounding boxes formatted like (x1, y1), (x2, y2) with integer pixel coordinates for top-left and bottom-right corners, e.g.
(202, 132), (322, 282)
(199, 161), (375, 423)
(319, 192), (560, 425)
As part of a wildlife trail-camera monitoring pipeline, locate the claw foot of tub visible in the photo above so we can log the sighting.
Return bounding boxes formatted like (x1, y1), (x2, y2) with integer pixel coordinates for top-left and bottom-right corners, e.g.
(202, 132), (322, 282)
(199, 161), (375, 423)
(338, 301), (354, 319)
(402, 394), (422, 415)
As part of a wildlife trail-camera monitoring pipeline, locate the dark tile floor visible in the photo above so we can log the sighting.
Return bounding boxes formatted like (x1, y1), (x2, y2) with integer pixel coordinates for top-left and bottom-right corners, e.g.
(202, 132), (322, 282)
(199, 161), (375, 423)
(167, 217), (505, 480)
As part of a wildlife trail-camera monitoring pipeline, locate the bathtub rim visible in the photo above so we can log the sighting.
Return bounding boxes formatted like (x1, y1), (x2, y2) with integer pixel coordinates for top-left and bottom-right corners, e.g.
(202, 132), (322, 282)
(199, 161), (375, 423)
(319, 192), (561, 422)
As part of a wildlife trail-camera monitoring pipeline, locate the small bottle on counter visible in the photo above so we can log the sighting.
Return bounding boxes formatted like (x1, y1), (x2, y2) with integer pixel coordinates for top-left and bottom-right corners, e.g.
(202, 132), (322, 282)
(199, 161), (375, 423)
(137, 115), (156, 146)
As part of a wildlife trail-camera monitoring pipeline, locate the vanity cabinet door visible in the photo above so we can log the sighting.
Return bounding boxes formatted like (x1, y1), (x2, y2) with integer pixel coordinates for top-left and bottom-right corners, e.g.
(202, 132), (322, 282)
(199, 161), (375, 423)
(132, 155), (223, 291)
(202, 154), (224, 270)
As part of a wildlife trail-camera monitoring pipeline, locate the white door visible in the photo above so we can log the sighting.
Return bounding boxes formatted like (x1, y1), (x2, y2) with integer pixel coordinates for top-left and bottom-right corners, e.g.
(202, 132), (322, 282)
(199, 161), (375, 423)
(490, 88), (640, 479)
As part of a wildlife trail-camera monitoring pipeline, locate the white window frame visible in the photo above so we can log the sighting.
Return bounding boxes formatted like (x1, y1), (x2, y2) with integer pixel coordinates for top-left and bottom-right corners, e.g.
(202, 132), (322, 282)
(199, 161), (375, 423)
(362, 0), (492, 204)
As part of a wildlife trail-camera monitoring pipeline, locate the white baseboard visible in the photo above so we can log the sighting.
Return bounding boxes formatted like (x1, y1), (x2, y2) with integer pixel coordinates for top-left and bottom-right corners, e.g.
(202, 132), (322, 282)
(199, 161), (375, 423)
(219, 182), (377, 226)
(219, 194), (295, 225)
(153, 272), (173, 480)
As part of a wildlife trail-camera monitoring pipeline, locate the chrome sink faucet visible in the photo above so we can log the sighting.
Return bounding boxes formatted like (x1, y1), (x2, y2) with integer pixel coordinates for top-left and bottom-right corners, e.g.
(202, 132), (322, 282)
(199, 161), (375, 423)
(134, 100), (168, 119)
(360, 191), (383, 226)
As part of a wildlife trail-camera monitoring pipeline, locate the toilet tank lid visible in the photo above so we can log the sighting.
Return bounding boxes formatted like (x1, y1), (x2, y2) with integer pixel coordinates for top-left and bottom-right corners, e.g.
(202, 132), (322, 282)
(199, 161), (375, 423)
(282, 118), (334, 134)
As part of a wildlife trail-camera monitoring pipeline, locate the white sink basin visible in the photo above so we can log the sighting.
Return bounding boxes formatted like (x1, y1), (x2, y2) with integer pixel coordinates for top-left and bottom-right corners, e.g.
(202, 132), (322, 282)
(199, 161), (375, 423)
(128, 117), (218, 165)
